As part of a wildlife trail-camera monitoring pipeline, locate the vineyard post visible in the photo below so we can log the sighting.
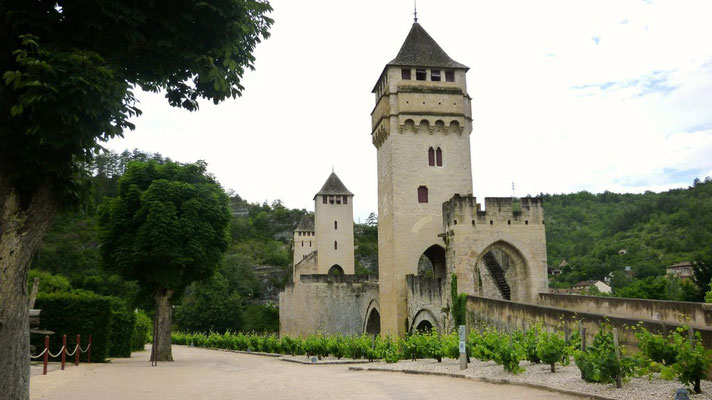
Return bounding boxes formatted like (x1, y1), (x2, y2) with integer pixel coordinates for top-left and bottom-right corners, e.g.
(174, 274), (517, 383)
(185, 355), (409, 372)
(580, 326), (586, 380)
(612, 328), (622, 388)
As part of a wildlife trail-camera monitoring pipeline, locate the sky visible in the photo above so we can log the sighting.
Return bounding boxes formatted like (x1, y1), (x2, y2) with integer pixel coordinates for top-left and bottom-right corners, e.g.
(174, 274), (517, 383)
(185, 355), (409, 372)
(106, 0), (712, 222)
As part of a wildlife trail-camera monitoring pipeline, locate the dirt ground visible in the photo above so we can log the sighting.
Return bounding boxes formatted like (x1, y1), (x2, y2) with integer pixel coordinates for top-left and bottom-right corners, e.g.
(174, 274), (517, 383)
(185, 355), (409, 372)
(30, 345), (581, 400)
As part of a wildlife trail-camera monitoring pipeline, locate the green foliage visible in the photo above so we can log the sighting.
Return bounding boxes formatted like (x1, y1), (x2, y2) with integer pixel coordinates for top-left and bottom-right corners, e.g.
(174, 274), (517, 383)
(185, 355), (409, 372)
(33, 292), (116, 362)
(669, 327), (712, 394)
(1, 0), (273, 206)
(536, 330), (567, 372)
(107, 297), (135, 358)
(545, 181), (712, 300)
(574, 326), (636, 385)
(99, 160), (231, 296)
(174, 272), (243, 334)
(705, 279), (712, 303)
(522, 323), (542, 364)
(634, 325), (677, 365)
(132, 310), (152, 351)
(28, 270), (72, 294)
(450, 274), (467, 327)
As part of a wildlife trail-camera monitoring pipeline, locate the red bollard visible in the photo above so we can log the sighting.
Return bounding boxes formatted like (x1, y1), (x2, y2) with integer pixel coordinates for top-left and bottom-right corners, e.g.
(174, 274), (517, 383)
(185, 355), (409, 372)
(75, 334), (80, 366)
(43, 335), (49, 375)
(88, 334), (92, 363)
(61, 335), (67, 370)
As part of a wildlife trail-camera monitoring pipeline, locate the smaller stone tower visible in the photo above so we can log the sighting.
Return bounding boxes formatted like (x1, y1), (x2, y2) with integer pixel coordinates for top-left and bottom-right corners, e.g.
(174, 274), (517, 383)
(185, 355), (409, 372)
(314, 172), (355, 275)
(292, 214), (315, 268)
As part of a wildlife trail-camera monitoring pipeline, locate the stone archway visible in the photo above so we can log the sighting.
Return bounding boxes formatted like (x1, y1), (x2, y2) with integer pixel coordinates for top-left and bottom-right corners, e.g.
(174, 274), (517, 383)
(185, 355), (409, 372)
(411, 309), (439, 333)
(328, 264), (344, 275)
(365, 308), (381, 335)
(417, 245), (446, 279)
(363, 299), (381, 335)
(475, 241), (529, 302)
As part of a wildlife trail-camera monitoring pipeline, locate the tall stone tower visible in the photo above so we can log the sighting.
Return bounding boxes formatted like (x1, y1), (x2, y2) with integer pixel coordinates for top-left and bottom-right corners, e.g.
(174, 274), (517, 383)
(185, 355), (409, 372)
(314, 172), (355, 275)
(292, 214), (315, 268)
(372, 22), (473, 336)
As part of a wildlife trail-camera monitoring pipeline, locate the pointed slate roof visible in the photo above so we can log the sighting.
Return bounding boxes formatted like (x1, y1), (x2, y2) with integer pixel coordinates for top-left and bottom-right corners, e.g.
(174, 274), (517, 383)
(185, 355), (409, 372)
(388, 23), (468, 70)
(295, 214), (314, 232)
(314, 172), (353, 198)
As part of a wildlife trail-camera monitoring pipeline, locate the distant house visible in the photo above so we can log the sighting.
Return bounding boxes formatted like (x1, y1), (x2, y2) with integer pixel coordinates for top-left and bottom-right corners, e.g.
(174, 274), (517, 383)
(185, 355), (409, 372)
(548, 287), (572, 294)
(618, 248), (627, 255)
(559, 260), (569, 268)
(548, 267), (562, 275)
(666, 261), (694, 281)
(571, 280), (612, 294)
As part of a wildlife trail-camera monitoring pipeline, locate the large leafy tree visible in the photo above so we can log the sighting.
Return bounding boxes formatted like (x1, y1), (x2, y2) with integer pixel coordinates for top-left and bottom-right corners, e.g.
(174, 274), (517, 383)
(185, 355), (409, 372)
(0, 1), (271, 397)
(99, 160), (231, 361)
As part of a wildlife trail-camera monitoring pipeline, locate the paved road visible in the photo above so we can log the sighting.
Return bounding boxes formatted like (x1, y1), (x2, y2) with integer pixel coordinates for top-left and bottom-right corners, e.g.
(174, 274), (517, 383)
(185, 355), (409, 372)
(31, 345), (579, 400)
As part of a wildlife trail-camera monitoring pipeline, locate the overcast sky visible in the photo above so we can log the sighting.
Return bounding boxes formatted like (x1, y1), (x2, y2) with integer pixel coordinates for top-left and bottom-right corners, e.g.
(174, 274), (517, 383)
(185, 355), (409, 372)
(106, 0), (712, 222)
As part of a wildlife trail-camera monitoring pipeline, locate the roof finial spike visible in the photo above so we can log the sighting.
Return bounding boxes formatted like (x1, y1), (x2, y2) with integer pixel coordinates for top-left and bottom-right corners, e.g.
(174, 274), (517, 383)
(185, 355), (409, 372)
(413, 0), (418, 23)
(332, 165), (334, 173)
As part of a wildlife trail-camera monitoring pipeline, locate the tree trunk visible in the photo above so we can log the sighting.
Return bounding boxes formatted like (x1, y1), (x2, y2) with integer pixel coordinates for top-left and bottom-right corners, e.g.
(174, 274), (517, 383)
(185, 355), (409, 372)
(0, 177), (59, 400)
(151, 288), (175, 362)
(550, 363), (556, 373)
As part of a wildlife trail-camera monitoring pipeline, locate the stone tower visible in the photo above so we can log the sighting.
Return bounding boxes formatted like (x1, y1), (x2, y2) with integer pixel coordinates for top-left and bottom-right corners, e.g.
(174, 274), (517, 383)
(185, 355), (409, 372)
(314, 172), (355, 275)
(372, 22), (473, 336)
(292, 214), (315, 269)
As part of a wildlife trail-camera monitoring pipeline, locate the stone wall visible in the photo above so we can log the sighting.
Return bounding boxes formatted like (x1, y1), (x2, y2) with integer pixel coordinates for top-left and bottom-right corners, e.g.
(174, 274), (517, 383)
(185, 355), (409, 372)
(279, 274), (378, 337)
(466, 295), (712, 350)
(443, 195), (548, 303)
(538, 293), (712, 330)
(406, 275), (448, 332)
(293, 251), (318, 283)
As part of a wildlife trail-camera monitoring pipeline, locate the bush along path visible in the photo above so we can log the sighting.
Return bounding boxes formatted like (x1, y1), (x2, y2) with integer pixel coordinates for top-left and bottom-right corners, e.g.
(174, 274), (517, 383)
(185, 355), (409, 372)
(173, 322), (712, 395)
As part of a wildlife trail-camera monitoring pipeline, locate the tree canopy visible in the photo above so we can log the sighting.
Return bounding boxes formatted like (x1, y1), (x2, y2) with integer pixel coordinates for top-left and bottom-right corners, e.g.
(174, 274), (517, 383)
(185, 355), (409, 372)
(98, 160), (231, 360)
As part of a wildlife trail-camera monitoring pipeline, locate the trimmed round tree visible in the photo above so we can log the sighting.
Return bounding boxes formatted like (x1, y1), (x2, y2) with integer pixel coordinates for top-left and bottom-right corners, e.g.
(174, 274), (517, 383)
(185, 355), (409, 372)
(98, 160), (230, 361)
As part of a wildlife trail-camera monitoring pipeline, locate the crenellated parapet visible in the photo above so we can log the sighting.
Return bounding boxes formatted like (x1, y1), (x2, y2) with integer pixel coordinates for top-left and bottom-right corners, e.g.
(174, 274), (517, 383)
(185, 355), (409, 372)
(442, 194), (544, 231)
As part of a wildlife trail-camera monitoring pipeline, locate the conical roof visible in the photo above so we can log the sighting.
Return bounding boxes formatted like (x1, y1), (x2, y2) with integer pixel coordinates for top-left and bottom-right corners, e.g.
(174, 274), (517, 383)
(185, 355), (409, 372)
(388, 23), (468, 70)
(295, 214), (314, 232)
(314, 172), (353, 197)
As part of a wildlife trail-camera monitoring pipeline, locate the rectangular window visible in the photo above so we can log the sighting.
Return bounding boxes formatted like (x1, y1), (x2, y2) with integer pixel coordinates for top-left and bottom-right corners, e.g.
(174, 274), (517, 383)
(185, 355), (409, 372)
(445, 70), (455, 82)
(418, 186), (429, 203)
(431, 70), (441, 81)
(329, 196), (335, 204)
(416, 68), (427, 81)
(336, 196), (341, 204)
(401, 68), (411, 80)
(323, 196), (327, 204)
(343, 196), (348, 204)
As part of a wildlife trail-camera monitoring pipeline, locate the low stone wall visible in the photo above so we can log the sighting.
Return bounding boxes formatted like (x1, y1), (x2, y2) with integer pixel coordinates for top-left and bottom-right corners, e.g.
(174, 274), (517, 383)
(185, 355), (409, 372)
(466, 295), (712, 350)
(279, 275), (379, 337)
(538, 293), (712, 329)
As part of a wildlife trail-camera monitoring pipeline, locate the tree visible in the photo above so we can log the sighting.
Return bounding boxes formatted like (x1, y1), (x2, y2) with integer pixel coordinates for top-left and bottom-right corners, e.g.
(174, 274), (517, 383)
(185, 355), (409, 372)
(98, 160), (230, 361)
(0, 1), (271, 397)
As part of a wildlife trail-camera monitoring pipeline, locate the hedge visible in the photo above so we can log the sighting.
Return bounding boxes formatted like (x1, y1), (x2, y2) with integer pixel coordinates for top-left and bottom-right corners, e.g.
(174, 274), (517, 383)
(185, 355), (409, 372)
(132, 309), (152, 351)
(33, 292), (135, 362)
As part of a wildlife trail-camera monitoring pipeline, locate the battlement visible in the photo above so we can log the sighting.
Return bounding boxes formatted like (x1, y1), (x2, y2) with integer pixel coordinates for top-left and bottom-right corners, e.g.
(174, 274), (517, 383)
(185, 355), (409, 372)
(442, 194), (544, 229)
(299, 274), (374, 284)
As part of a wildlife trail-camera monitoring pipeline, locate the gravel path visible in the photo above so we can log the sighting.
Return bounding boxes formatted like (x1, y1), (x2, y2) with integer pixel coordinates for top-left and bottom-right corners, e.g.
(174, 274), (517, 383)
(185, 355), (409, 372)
(359, 358), (712, 400)
(29, 345), (579, 400)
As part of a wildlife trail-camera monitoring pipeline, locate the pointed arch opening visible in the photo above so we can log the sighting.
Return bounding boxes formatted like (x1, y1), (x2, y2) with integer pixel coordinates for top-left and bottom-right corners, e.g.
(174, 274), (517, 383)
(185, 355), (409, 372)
(417, 244), (446, 279)
(328, 264), (344, 275)
(365, 308), (381, 335)
(428, 147), (435, 166)
(475, 241), (529, 302)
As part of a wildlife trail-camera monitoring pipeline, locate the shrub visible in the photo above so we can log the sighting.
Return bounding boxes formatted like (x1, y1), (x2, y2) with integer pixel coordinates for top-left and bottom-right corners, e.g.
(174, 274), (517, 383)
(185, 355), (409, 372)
(107, 297), (135, 357)
(669, 327), (712, 394)
(33, 292), (114, 362)
(574, 326), (636, 385)
(522, 324), (542, 364)
(536, 330), (567, 372)
(132, 310), (152, 351)
(634, 325), (676, 365)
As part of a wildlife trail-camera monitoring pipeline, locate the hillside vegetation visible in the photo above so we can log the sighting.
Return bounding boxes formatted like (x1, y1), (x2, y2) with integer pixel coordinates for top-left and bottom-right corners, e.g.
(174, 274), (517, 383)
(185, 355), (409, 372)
(30, 150), (712, 332)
